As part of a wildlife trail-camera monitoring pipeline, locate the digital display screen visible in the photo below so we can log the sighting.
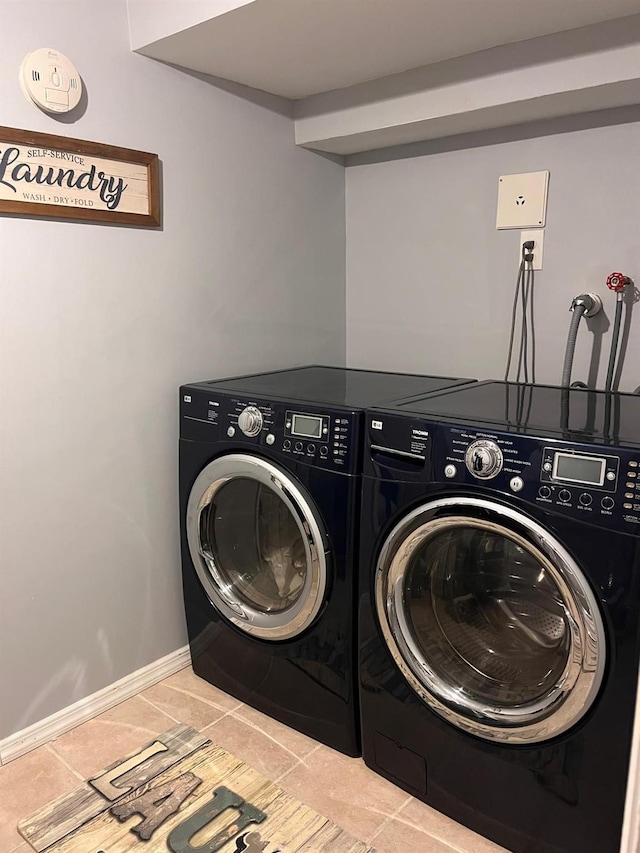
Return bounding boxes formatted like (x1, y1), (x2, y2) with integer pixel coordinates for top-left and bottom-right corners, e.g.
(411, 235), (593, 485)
(553, 453), (606, 486)
(291, 414), (322, 439)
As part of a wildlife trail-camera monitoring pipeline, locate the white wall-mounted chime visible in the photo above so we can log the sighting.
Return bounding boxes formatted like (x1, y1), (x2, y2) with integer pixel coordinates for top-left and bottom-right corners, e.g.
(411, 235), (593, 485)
(19, 48), (82, 114)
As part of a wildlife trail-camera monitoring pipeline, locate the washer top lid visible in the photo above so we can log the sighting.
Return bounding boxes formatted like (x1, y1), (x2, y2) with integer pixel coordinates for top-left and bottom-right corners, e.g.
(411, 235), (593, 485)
(197, 365), (475, 409)
(382, 380), (640, 447)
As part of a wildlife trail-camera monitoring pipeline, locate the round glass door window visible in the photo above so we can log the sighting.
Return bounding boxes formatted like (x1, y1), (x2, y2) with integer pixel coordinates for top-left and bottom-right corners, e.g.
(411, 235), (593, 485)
(376, 497), (605, 743)
(187, 454), (327, 640)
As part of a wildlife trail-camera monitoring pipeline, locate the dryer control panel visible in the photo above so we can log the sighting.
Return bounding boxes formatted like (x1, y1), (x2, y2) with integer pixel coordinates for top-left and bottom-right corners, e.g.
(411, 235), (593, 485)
(180, 385), (359, 473)
(438, 424), (640, 535)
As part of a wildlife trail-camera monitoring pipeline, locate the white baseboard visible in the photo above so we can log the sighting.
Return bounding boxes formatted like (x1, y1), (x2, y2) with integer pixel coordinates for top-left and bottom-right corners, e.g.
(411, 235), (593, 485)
(0, 645), (191, 765)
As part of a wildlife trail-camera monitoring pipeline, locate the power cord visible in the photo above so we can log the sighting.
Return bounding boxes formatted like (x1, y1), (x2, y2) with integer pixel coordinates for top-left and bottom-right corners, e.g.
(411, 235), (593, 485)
(527, 253), (536, 383)
(505, 241), (535, 384)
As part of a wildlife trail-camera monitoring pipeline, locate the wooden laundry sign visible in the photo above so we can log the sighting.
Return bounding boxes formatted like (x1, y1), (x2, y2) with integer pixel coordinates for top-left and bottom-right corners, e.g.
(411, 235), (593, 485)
(0, 126), (160, 226)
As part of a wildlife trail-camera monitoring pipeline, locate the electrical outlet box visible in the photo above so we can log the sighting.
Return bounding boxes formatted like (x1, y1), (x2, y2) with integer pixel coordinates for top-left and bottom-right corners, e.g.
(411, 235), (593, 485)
(496, 171), (549, 229)
(520, 229), (544, 270)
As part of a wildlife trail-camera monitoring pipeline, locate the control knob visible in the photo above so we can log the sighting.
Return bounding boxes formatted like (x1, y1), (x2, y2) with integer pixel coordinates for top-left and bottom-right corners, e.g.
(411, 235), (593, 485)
(465, 440), (504, 480)
(237, 406), (263, 437)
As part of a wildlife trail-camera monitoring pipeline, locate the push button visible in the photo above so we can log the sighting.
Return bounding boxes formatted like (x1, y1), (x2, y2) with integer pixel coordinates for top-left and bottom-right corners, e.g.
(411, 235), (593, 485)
(624, 503), (633, 510)
(558, 489), (572, 503)
(510, 476), (524, 492)
(307, 444), (316, 454)
(444, 464), (457, 478)
(295, 442), (303, 451)
(319, 446), (328, 457)
(579, 493), (592, 507)
(601, 497), (615, 510)
(538, 486), (552, 499)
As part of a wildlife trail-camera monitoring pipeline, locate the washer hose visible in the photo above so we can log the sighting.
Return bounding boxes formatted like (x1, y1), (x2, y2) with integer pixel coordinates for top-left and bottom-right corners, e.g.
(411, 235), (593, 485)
(605, 295), (623, 393)
(561, 304), (587, 388)
(561, 294), (602, 388)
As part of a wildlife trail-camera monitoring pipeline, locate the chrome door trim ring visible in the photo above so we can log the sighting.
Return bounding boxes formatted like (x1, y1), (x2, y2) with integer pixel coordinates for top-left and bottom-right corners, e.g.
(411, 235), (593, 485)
(187, 453), (328, 640)
(375, 496), (606, 744)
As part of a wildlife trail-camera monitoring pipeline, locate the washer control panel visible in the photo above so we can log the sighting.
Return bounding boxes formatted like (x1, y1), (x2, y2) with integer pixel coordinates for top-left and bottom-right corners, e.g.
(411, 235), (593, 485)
(438, 424), (640, 535)
(465, 439), (504, 479)
(238, 405), (263, 437)
(540, 446), (619, 493)
(180, 385), (358, 472)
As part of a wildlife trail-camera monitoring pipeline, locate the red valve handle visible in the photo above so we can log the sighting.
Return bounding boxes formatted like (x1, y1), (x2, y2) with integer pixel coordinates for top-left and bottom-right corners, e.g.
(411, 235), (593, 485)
(606, 272), (628, 292)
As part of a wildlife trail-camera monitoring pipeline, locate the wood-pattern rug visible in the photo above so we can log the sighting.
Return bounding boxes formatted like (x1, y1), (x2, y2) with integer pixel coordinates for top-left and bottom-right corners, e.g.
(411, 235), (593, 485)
(18, 723), (374, 853)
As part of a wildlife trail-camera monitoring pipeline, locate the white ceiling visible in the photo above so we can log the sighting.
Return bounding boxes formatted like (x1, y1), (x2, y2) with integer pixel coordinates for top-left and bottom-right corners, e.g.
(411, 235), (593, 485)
(136, 0), (640, 99)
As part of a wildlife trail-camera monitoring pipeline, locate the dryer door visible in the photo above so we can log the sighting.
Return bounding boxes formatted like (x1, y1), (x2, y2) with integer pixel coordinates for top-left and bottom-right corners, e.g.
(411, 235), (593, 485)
(376, 496), (606, 744)
(187, 453), (328, 641)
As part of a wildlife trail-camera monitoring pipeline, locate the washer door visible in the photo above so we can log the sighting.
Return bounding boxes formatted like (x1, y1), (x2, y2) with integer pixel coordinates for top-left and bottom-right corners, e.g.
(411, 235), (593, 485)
(376, 496), (606, 744)
(187, 453), (328, 641)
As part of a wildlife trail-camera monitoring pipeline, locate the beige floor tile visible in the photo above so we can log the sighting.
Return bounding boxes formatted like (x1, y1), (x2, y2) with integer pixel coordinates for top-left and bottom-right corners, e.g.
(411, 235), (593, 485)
(203, 714), (300, 782)
(141, 681), (228, 730)
(49, 695), (176, 779)
(371, 816), (457, 853)
(278, 746), (409, 843)
(0, 746), (78, 852)
(159, 666), (242, 711)
(399, 798), (509, 852)
(232, 704), (319, 760)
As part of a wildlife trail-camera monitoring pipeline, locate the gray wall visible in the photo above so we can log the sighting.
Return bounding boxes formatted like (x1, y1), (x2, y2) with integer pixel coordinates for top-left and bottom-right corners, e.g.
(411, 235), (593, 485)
(346, 117), (640, 391)
(0, 0), (345, 740)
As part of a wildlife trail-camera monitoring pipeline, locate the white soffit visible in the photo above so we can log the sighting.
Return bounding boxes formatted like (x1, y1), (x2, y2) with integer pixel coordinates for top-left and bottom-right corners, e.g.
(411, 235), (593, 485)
(128, 0), (640, 100)
(294, 17), (640, 155)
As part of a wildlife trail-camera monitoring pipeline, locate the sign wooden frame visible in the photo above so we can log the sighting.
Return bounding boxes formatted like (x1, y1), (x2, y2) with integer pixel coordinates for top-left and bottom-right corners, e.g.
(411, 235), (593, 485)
(0, 126), (160, 226)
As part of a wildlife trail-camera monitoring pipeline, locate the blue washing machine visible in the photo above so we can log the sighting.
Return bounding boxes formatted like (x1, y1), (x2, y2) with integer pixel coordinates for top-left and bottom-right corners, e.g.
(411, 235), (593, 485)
(179, 366), (474, 756)
(358, 381), (640, 851)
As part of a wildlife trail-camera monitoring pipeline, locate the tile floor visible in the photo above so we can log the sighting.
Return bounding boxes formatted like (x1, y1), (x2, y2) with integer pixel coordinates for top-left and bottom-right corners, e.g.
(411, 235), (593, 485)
(1, 667), (507, 853)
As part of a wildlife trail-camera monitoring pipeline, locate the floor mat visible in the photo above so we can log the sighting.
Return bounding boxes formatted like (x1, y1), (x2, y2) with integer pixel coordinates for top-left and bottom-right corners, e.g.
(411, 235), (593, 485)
(18, 722), (373, 853)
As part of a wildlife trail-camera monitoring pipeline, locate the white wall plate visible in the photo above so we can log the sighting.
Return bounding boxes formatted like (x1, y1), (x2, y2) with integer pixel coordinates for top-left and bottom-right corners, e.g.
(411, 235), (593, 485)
(496, 171), (549, 229)
(19, 48), (82, 114)
(519, 229), (545, 270)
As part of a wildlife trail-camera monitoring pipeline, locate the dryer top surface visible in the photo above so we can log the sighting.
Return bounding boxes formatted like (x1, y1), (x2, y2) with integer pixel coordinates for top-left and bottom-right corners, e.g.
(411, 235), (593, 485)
(194, 365), (474, 409)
